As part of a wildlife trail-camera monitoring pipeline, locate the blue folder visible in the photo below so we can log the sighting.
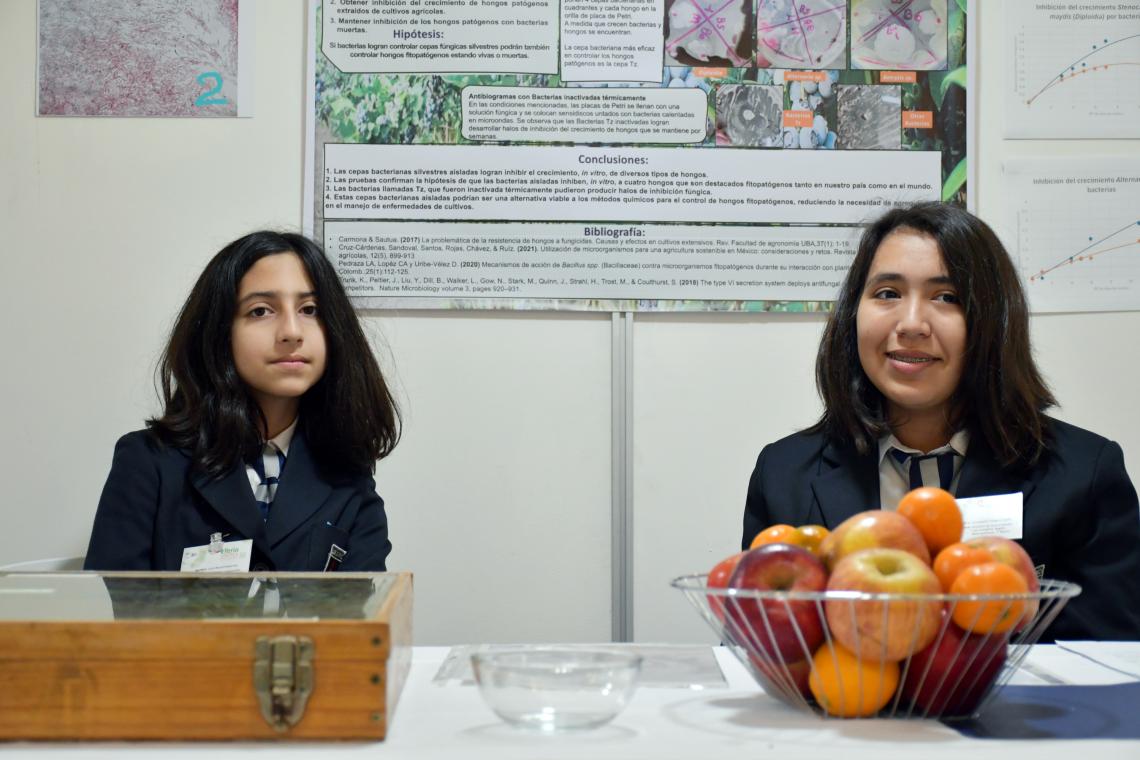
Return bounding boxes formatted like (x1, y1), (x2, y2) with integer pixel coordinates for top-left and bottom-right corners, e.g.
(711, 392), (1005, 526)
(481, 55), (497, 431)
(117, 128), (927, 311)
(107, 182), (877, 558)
(954, 683), (1140, 740)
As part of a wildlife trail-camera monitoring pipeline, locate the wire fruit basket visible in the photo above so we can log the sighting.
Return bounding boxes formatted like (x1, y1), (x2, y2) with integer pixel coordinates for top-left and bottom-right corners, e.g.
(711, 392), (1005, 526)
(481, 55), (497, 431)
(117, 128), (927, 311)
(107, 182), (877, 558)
(672, 574), (1080, 719)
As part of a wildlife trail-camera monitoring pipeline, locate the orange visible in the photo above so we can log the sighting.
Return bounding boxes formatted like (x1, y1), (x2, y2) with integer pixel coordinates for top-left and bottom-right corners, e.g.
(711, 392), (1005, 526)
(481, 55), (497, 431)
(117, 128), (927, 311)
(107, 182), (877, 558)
(797, 525), (830, 556)
(950, 561), (1029, 634)
(808, 643), (900, 718)
(933, 542), (995, 592)
(749, 524), (798, 549)
(897, 487), (963, 556)
(749, 524), (830, 555)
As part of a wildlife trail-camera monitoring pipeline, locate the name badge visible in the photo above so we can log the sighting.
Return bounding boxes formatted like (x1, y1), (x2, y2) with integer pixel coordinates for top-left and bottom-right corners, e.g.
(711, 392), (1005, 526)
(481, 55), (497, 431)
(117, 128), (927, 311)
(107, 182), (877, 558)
(180, 536), (253, 572)
(957, 492), (1023, 541)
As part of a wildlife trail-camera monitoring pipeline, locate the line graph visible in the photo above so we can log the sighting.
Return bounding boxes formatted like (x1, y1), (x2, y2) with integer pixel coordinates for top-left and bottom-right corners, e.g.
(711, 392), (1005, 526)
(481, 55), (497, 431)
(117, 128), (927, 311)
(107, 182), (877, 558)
(1005, 1), (1140, 138)
(1006, 157), (1140, 313)
(1027, 221), (1140, 283)
(1025, 34), (1140, 106)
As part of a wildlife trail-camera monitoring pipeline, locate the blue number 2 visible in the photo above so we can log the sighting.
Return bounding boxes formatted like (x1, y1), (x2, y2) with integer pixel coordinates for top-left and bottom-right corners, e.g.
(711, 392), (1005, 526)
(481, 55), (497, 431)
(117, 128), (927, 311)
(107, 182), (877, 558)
(194, 72), (229, 106)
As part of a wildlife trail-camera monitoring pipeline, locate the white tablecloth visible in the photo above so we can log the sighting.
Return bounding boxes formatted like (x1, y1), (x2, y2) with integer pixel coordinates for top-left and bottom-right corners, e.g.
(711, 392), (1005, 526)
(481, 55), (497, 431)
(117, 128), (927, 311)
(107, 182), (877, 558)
(6, 645), (1139, 759)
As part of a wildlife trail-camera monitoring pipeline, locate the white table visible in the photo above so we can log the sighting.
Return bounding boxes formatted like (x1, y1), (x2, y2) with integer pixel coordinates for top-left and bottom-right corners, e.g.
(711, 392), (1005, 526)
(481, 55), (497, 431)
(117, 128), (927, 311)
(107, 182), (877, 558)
(5, 645), (1139, 759)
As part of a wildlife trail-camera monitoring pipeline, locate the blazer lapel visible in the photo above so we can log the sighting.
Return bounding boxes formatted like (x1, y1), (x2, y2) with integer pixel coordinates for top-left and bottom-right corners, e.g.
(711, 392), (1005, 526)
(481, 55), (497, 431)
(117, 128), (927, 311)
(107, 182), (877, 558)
(811, 439), (880, 529)
(191, 464), (271, 556)
(264, 432), (331, 549)
(957, 434), (1037, 501)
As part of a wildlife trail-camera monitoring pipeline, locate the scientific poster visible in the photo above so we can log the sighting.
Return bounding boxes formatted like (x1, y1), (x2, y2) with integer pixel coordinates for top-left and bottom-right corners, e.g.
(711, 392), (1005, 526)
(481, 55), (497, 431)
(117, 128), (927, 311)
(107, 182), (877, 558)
(1005, 157), (1140, 313)
(37, 0), (253, 118)
(1004, 0), (1140, 139)
(304, 0), (970, 311)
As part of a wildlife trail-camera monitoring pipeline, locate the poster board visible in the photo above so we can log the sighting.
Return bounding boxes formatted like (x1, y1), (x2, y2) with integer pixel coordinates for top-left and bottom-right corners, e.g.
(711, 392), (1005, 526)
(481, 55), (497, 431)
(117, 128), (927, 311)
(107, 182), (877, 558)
(304, 0), (971, 311)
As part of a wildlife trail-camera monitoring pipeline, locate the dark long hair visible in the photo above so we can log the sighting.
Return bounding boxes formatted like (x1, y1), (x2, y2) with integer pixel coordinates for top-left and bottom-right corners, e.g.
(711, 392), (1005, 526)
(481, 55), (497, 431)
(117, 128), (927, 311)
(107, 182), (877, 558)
(811, 202), (1055, 468)
(148, 231), (400, 479)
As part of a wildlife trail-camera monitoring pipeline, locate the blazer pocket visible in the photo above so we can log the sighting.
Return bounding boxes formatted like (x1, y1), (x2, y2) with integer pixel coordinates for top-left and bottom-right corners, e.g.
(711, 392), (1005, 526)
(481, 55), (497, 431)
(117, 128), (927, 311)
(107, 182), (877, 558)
(307, 522), (352, 571)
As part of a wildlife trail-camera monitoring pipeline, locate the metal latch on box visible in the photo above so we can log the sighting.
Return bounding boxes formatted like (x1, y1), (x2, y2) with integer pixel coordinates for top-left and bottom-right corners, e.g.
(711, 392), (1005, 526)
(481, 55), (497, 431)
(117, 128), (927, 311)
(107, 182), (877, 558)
(253, 635), (314, 731)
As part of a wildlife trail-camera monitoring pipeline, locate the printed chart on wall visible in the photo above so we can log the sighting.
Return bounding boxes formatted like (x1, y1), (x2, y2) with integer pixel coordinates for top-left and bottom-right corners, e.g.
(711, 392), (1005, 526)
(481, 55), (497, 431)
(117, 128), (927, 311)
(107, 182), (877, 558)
(1005, 157), (1140, 313)
(304, 0), (971, 311)
(1004, 0), (1140, 139)
(37, 0), (253, 117)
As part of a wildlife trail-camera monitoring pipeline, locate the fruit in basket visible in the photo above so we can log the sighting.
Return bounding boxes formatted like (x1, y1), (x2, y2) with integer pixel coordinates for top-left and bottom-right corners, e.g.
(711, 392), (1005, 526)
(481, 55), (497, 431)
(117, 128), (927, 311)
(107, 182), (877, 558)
(795, 525), (830, 556)
(820, 510), (931, 571)
(749, 652), (813, 700)
(749, 524), (799, 548)
(933, 542), (996, 592)
(901, 610), (1009, 717)
(950, 561), (1029, 634)
(968, 536), (1041, 624)
(933, 537), (1041, 627)
(726, 544), (827, 661)
(809, 642), (901, 717)
(749, 524), (830, 556)
(706, 551), (745, 621)
(897, 487), (963, 555)
(825, 548), (943, 661)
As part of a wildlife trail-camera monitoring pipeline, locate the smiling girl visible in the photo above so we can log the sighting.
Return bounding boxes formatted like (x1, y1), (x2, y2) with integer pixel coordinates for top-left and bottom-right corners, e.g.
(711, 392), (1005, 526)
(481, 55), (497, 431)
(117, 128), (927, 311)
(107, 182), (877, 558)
(742, 202), (1140, 640)
(85, 231), (399, 572)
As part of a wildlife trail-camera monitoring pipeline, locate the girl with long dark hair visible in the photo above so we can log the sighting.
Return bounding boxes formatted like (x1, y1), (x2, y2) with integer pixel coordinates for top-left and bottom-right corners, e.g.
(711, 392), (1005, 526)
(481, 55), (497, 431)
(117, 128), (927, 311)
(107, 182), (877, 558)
(85, 231), (399, 571)
(742, 202), (1140, 640)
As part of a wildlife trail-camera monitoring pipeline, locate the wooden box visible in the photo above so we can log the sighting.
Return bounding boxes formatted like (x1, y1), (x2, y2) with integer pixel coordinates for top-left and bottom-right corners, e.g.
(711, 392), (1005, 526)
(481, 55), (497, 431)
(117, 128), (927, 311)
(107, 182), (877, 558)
(0, 571), (412, 740)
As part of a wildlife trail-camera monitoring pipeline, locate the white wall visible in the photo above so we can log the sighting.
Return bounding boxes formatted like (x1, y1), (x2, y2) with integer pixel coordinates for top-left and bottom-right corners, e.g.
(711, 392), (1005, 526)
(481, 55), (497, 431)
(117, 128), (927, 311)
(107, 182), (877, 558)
(1, 1), (1137, 645)
(630, 314), (827, 643)
(374, 312), (613, 644)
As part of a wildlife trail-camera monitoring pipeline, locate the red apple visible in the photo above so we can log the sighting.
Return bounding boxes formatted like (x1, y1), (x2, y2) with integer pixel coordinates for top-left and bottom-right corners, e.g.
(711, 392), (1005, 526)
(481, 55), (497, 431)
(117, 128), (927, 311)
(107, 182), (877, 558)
(748, 652), (812, 701)
(706, 551), (745, 622)
(726, 544), (827, 663)
(826, 547), (943, 662)
(820, 510), (931, 572)
(967, 536), (1040, 627)
(901, 611), (1009, 718)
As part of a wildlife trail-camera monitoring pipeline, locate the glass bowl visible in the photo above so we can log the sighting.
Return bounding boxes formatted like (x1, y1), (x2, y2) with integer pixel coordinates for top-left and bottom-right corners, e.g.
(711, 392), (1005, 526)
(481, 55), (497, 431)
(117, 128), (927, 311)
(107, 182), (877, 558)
(470, 647), (642, 731)
(672, 574), (1081, 720)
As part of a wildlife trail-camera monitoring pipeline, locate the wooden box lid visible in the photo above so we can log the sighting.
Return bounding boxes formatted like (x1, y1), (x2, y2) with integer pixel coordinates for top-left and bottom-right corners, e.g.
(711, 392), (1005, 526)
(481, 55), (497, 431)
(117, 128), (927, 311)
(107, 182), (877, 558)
(0, 571), (412, 740)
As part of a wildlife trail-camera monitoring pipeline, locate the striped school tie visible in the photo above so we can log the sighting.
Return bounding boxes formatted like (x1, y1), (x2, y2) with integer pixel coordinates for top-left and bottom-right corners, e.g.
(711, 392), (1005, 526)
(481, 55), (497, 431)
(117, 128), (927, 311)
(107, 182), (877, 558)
(251, 442), (286, 520)
(890, 448), (956, 492)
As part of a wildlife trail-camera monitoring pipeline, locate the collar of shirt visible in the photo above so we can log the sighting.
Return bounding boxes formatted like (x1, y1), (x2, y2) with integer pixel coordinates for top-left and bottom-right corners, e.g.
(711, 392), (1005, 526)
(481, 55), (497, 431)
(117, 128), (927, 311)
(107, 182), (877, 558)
(268, 416), (298, 457)
(245, 417), (298, 496)
(876, 429), (970, 510)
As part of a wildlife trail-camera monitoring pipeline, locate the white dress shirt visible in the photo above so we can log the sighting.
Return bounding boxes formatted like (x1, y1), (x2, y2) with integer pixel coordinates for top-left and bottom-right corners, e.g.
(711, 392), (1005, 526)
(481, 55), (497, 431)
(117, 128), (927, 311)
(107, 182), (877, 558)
(244, 417), (298, 497)
(877, 429), (969, 510)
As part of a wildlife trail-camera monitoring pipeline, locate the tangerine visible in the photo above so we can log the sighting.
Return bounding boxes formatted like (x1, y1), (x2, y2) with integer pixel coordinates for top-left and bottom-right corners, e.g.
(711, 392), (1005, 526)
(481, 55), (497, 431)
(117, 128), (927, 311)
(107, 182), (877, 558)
(897, 487), (963, 556)
(950, 561), (1029, 634)
(933, 542), (995, 592)
(808, 643), (900, 718)
(797, 525), (830, 556)
(749, 524), (799, 550)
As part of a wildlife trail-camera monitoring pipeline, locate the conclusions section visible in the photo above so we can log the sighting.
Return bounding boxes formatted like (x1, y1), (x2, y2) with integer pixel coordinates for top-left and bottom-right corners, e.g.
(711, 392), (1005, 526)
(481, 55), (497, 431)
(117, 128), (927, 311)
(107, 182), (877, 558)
(323, 144), (941, 225)
(324, 221), (859, 301)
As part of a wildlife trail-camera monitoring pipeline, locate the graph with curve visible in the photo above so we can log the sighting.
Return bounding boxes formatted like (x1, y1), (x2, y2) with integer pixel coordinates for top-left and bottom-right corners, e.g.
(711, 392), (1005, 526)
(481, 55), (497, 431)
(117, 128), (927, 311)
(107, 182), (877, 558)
(1004, 0), (1140, 138)
(1006, 157), (1140, 313)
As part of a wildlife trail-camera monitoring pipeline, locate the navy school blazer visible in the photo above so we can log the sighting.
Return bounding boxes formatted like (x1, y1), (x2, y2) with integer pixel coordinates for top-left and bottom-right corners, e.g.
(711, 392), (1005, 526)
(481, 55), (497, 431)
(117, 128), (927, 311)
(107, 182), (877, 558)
(84, 429), (391, 572)
(742, 417), (1140, 641)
